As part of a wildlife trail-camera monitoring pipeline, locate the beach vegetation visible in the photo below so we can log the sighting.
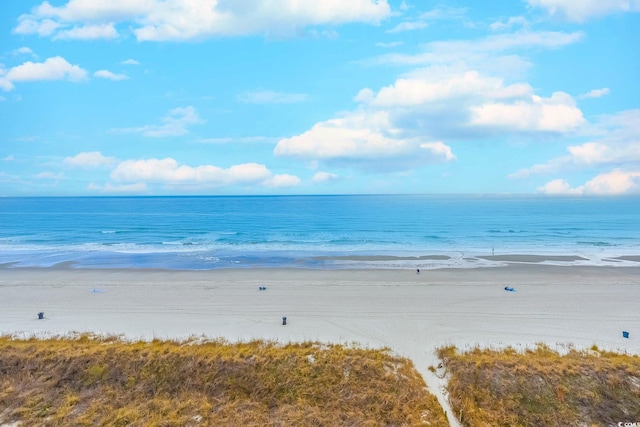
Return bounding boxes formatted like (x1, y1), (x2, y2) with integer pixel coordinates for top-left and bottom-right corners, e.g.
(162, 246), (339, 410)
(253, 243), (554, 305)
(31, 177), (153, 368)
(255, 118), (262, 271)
(0, 335), (448, 426)
(438, 344), (640, 426)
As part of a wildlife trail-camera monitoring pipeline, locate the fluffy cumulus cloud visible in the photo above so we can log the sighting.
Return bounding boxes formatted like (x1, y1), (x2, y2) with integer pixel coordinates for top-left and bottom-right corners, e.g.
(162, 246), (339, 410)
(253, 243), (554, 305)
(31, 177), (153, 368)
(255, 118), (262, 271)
(276, 65), (584, 172)
(513, 109), (640, 179)
(64, 151), (118, 168)
(539, 171), (640, 195)
(14, 0), (391, 41)
(112, 106), (202, 137)
(274, 108), (456, 172)
(0, 56), (87, 91)
(108, 157), (300, 189)
(470, 91), (585, 133)
(514, 109), (640, 195)
(527, 0), (640, 22)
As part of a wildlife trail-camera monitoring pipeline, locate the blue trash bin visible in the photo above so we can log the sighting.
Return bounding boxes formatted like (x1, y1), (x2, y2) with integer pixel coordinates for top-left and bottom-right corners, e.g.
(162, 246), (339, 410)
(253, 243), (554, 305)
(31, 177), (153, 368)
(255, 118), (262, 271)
(37, 312), (44, 320)
(622, 331), (630, 339)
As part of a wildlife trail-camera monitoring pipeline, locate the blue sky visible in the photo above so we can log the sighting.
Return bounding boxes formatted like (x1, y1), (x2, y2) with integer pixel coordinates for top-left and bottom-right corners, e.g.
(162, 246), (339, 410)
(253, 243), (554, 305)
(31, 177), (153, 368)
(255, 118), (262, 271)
(1, 0), (639, 196)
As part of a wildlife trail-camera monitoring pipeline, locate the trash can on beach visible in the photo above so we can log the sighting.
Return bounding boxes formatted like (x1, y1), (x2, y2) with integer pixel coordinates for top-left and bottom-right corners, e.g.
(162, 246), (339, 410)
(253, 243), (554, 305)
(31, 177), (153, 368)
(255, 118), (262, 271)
(623, 331), (630, 339)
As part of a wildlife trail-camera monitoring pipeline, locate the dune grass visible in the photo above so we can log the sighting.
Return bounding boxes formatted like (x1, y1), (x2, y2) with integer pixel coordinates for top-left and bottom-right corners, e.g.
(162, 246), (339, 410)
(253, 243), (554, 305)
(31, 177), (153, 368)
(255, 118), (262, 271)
(0, 335), (448, 426)
(437, 344), (640, 427)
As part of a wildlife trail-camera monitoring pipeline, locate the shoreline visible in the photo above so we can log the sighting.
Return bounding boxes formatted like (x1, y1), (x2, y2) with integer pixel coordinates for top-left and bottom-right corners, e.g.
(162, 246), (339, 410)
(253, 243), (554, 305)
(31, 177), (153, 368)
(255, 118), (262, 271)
(2, 248), (640, 271)
(2, 264), (639, 426)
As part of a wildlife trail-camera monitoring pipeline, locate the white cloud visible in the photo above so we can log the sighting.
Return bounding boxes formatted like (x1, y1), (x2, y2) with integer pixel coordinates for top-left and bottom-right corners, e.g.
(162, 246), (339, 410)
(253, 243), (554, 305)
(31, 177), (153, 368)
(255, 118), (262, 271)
(277, 63), (587, 172)
(512, 109), (640, 178)
(15, 0), (391, 41)
(386, 20), (428, 33)
(419, 6), (468, 21)
(274, 109), (456, 171)
(537, 178), (582, 194)
(364, 69), (583, 136)
(539, 171), (640, 195)
(64, 151), (118, 168)
(581, 171), (640, 194)
(109, 157), (299, 188)
(527, 0), (640, 22)
(112, 106), (202, 137)
(313, 171), (339, 183)
(13, 47), (37, 57)
(94, 69), (129, 81)
(578, 87), (610, 99)
(0, 79), (13, 92)
(121, 59), (140, 65)
(13, 18), (62, 36)
(471, 91), (585, 133)
(53, 23), (118, 40)
(490, 16), (528, 31)
(3, 155), (16, 161)
(365, 71), (533, 107)
(4, 57), (87, 86)
(238, 90), (308, 104)
(368, 30), (583, 70)
(264, 174), (302, 188)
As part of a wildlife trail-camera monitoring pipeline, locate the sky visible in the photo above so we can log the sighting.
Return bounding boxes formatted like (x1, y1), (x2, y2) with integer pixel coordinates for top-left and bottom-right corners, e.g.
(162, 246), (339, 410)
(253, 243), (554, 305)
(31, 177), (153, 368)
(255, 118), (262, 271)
(1, 0), (639, 196)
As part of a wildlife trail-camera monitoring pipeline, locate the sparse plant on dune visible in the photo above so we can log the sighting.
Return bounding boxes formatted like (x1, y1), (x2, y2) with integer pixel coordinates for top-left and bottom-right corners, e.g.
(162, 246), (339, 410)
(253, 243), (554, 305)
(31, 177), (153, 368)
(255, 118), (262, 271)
(0, 335), (448, 426)
(438, 344), (640, 427)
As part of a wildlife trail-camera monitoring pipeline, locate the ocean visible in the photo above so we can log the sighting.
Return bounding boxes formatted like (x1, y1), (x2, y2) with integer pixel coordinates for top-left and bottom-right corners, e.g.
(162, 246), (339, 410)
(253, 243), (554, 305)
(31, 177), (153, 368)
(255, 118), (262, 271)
(0, 195), (639, 270)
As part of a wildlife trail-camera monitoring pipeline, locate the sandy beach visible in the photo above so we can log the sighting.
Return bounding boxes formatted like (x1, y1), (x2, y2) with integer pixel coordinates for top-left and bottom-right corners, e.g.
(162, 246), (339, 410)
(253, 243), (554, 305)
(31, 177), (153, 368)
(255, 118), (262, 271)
(2, 263), (640, 424)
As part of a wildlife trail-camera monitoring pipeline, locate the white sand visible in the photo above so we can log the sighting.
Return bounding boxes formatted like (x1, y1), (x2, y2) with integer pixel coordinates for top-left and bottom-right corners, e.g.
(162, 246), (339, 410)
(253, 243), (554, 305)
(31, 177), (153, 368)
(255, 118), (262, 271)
(2, 265), (640, 425)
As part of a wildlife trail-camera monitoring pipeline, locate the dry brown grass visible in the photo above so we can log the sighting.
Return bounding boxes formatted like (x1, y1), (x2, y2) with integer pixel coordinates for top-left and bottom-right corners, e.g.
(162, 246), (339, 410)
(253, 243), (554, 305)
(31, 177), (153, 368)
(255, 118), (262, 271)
(438, 344), (640, 427)
(0, 335), (448, 426)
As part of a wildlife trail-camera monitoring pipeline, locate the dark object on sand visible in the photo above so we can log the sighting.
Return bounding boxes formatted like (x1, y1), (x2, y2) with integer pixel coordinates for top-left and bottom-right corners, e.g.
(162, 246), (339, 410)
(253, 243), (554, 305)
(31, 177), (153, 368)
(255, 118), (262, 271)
(623, 331), (630, 339)
(37, 312), (44, 320)
(282, 316), (287, 325)
(259, 286), (267, 291)
(416, 269), (420, 274)
(504, 286), (515, 292)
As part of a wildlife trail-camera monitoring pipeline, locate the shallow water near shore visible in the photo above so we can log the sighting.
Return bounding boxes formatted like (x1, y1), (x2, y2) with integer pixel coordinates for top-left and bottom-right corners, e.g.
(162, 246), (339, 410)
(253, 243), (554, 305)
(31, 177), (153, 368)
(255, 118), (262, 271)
(1, 195), (639, 270)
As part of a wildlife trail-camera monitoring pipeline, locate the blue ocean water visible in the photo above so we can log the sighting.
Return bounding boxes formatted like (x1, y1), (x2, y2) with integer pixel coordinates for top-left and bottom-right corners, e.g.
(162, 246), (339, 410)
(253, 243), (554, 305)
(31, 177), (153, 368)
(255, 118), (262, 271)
(0, 195), (638, 270)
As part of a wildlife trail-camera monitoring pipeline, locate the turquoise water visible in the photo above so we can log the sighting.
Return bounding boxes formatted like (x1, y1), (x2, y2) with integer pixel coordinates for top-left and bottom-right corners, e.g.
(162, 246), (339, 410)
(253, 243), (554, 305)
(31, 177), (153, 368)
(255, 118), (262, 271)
(0, 195), (639, 269)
